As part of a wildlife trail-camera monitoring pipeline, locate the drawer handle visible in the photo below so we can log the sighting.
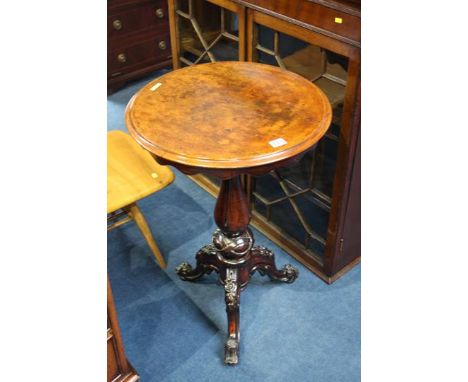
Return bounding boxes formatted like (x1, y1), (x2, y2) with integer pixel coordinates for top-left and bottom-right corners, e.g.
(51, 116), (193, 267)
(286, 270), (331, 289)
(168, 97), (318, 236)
(117, 53), (127, 63)
(155, 8), (164, 18)
(158, 40), (166, 50)
(113, 19), (122, 30)
(334, 17), (343, 24)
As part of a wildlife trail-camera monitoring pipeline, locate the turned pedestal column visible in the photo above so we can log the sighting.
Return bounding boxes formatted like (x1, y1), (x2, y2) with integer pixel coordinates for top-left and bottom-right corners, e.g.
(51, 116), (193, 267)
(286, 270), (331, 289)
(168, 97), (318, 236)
(125, 61), (332, 364)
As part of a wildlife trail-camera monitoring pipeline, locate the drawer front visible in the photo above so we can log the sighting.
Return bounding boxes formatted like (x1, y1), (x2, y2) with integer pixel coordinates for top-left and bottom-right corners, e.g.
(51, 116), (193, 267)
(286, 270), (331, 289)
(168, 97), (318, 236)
(108, 35), (171, 77)
(108, 0), (169, 41)
(248, 0), (360, 44)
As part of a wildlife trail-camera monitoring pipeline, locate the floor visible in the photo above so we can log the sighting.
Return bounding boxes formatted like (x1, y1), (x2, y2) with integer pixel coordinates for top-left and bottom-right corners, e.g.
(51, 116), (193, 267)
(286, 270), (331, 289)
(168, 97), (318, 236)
(107, 71), (361, 382)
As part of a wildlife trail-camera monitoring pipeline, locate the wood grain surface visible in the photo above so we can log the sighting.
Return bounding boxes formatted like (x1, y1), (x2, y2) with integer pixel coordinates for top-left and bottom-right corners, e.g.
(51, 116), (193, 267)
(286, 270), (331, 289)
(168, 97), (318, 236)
(107, 130), (174, 213)
(125, 61), (332, 169)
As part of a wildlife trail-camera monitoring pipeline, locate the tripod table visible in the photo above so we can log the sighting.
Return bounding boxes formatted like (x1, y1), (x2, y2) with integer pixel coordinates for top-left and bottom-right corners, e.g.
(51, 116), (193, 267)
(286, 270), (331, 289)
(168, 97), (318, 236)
(125, 61), (332, 365)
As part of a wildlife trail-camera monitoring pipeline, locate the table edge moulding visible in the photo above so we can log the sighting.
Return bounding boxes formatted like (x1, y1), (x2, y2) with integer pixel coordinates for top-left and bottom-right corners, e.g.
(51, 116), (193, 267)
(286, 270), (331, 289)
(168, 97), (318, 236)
(126, 61), (331, 170)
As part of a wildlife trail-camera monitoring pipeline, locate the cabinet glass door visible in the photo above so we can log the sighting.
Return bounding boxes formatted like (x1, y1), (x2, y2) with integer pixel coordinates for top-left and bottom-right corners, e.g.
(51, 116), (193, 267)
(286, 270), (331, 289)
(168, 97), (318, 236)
(173, 0), (242, 66)
(249, 24), (350, 263)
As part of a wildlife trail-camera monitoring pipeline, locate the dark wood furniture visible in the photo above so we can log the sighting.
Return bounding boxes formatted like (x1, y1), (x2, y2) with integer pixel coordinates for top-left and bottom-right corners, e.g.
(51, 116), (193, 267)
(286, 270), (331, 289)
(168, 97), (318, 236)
(108, 277), (139, 382)
(125, 61), (332, 364)
(168, 0), (360, 283)
(107, 0), (173, 91)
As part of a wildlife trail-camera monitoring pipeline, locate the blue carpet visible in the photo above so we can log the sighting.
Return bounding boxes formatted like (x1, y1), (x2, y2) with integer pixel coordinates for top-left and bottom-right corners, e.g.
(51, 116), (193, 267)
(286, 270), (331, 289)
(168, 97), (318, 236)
(108, 71), (360, 382)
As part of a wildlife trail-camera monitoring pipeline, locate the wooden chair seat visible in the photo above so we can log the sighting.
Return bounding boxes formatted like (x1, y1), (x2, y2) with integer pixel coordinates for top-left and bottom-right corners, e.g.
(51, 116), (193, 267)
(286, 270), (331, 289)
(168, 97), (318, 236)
(107, 130), (174, 268)
(108, 130), (175, 213)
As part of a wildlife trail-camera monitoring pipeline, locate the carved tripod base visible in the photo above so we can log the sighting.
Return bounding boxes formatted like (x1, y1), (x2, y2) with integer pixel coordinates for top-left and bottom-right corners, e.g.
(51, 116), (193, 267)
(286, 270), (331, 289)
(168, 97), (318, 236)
(175, 176), (298, 364)
(175, 228), (298, 365)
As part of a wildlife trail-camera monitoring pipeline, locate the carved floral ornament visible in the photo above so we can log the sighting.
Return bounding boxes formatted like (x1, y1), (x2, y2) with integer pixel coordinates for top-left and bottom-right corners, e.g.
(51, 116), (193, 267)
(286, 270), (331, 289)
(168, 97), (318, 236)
(224, 268), (239, 308)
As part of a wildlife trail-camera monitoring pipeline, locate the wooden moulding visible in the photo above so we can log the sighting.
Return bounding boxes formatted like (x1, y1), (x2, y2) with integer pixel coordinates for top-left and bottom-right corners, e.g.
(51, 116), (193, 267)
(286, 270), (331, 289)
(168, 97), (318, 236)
(126, 62), (331, 171)
(168, 0), (247, 68)
(108, 277), (140, 381)
(236, 0), (360, 46)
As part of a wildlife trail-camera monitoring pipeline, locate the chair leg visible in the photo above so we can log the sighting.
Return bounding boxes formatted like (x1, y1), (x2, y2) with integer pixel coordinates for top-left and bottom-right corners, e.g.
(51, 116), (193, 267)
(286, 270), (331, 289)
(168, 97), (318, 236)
(126, 203), (167, 269)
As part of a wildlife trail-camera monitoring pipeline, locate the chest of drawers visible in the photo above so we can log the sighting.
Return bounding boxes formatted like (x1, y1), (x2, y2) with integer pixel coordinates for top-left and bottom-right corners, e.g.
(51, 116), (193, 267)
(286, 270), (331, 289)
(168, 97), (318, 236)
(108, 0), (172, 91)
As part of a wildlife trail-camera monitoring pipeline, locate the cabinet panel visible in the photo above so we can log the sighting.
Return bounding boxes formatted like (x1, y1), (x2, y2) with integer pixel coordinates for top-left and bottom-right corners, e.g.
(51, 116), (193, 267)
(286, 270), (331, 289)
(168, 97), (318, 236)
(329, 102), (360, 274)
(108, 35), (171, 77)
(247, 20), (351, 265)
(169, 0), (246, 68)
(108, 0), (172, 90)
(241, 0), (360, 44)
(107, 277), (139, 382)
(245, 8), (360, 281)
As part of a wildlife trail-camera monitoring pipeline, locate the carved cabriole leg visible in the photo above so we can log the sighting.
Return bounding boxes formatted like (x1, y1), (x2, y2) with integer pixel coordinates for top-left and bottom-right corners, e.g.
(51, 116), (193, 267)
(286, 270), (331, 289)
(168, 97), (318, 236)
(214, 176), (250, 365)
(250, 246), (299, 283)
(223, 267), (241, 365)
(176, 245), (221, 281)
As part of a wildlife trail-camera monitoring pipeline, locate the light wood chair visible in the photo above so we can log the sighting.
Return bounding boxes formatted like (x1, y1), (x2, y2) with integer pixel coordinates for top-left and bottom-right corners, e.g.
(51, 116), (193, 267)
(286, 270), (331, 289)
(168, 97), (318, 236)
(107, 130), (174, 269)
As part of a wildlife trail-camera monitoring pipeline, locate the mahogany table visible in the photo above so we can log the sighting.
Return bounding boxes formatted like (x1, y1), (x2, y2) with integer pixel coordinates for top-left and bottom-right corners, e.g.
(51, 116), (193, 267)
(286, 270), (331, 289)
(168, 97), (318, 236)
(125, 61), (332, 365)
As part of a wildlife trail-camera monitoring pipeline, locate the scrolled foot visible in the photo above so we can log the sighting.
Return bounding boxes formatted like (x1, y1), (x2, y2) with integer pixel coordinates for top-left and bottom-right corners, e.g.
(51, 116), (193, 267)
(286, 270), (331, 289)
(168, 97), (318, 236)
(175, 261), (211, 281)
(224, 337), (239, 365)
(175, 262), (193, 279)
(281, 264), (299, 283)
(251, 246), (299, 283)
(254, 246), (274, 258)
(176, 245), (221, 282)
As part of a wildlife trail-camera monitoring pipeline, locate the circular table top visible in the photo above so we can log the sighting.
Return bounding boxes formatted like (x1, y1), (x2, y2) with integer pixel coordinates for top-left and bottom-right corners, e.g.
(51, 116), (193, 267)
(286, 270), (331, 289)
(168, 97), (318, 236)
(126, 62), (332, 170)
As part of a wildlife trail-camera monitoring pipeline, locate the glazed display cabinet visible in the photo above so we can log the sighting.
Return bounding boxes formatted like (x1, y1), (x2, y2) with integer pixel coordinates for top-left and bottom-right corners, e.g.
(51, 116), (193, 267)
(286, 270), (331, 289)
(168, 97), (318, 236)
(168, 0), (361, 283)
(169, 0), (246, 66)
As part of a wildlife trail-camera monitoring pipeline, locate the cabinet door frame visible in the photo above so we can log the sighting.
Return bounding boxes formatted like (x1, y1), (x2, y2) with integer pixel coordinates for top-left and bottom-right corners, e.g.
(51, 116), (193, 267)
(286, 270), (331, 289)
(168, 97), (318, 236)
(246, 8), (361, 280)
(168, 0), (247, 70)
(108, 277), (140, 382)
